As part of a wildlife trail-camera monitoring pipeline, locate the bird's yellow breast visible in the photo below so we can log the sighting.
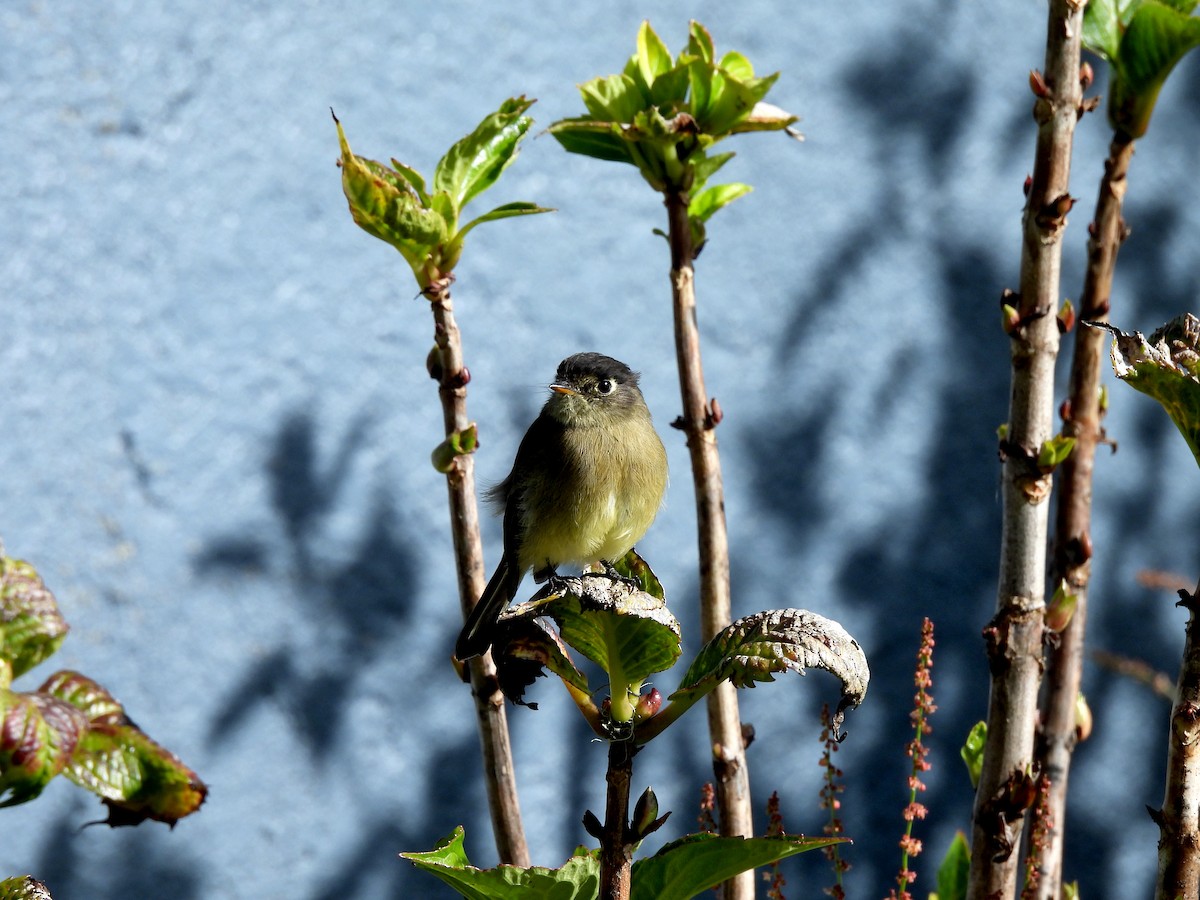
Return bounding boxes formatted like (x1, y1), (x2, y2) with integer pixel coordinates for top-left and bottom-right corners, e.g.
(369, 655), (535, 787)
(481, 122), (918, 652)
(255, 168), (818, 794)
(517, 408), (667, 573)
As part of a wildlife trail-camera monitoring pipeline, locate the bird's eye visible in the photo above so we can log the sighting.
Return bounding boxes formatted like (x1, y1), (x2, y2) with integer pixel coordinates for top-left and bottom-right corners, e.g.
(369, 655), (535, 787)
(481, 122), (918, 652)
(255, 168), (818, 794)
(597, 378), (614, 395)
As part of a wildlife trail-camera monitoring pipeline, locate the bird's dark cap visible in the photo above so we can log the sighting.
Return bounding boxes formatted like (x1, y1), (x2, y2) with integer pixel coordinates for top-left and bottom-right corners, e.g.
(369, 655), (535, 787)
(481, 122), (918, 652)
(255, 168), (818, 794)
(555, 352), (639, 387)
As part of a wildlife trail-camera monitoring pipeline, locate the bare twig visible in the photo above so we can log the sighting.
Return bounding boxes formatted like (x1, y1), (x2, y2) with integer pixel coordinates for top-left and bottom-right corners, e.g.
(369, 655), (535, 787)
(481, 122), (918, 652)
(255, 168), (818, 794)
(1155, 582), (1200, 899)
(600, 740), (637, 900)
(1032, 131), (1133, 900)
(1138, 570), (1196, 594)
(664, 189), (755, 899)
(969, 1), (1085, 894)
(427, 279), (530, 867)
(1092, 649), (1175, 701)
(1021, 774), (1055, 900)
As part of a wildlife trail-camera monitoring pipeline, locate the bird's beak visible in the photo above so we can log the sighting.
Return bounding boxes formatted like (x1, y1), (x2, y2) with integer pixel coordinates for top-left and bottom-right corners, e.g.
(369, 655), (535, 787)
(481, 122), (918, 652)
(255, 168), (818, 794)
(550, 383), (578, 395)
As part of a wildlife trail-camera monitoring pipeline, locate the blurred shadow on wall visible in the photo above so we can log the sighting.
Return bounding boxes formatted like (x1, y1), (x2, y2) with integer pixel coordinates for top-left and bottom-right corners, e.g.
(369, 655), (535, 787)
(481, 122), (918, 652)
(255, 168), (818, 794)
(748, 236), (1010, 894)
(194, 409), (417, 760)
(740, 15), (1021, 892)
(32, 799), (201, 900)
(746, 23), (1200, 897)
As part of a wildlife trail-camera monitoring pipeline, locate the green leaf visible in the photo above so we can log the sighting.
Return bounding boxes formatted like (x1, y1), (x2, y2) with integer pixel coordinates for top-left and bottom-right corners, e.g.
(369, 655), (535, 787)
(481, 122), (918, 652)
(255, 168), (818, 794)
(687, 21), (715, 64)
(1103, 314), (1200, 465)
(491, 550), (673, 718)
(610, 550), (665, 600)
(429, 190), (459, 236)
(1085, 0), (1200, 137)
(0, 688), (87, 807)
(728, 101), (803, 137)
(671, 608), (869, 713)
(433, 97), (536, 213)
(1083, 0), (1136, 60)
(431, 424), (479, 473)
(689, 151), (735, 195)
(689, 183), (752, 224)
(535, 563), (681, 722)
(45, 671), (207, 825)
(580, 74), (646, 124)
(629, 832), (844, 900)
(0, 876), (54, 900)
(552, 586), (680, 687)
(1037, 434), (1077, 470)
(547, 119), (636, 164)
(687, 58), (716, 128)
(1045, 579), (1080, 633)
(336, 118), (444, 285)
(549, 20), (798, 199)
(458, 201), (555, 241)
(718, 50), (755, 82)
(636, 21), (674, 90)
(389, 158), (430, 206)
(961, 721), (987, 789)
(402, 826), (603, 899)
(1112, 1), (1200, 136)
(649, 65), (691, 109)
(64, 720), (208, 826)
(0, 556), (68, 679)
(935, 831), (971, 900)
(39, 670), (124, 722)
(705, 70), (780, 136)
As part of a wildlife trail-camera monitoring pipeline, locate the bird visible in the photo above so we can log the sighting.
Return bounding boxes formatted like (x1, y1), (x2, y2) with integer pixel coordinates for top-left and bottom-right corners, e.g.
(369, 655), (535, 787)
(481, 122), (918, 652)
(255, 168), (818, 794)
(455, 352), (668, 660)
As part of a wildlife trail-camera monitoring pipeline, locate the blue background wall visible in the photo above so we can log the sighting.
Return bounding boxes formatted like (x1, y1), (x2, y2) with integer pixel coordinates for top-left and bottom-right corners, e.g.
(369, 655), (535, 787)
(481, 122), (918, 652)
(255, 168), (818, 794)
(3, 1), (1199, 897)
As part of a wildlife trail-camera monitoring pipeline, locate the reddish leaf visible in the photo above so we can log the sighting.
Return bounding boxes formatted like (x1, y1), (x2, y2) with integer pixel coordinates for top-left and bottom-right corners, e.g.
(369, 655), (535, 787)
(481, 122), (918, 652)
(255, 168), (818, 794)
(0, 689), (87, 807)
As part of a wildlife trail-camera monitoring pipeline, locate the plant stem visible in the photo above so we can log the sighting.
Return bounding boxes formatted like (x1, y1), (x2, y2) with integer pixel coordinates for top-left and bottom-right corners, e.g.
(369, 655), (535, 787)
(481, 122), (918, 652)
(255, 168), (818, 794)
(893, 619), (935, 900)
(969, 1), (1084, 895)
(1032, 133), (1133, 900)
(600, 740), (637, 900)
(426, 278), (530, 868)
(664, 189), (755, 899)
(1155, 581), (1200, 899)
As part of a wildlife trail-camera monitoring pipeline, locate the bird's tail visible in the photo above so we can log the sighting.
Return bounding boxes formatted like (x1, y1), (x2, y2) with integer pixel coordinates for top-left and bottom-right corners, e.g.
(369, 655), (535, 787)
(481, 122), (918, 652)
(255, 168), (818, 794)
(455, 558), (519, 660)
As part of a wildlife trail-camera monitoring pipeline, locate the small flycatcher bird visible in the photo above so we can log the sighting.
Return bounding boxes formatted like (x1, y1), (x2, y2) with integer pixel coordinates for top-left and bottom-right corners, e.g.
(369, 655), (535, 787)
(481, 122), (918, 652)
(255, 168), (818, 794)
(455, 352), (668, 660)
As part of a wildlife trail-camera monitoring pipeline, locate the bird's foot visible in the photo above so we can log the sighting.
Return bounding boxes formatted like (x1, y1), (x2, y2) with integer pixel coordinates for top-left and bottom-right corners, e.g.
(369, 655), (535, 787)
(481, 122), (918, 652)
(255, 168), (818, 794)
(543, 568), (574, 596)
(582, 560), (639, 590)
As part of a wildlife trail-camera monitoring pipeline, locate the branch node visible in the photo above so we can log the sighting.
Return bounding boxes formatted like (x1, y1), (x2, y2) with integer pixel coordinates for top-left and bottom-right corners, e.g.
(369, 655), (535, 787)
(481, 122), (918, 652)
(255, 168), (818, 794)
(421, 273), (456, 303)
(1079, 61), (1094, 90)
(1081, 296), (1110, 320)
(1035, 193), (1075, 230)
(706, 397), (723, 428)
(1029, 69), (1051, 99)
(445, 366), (471, 389)
(711, 741), (745, 781)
